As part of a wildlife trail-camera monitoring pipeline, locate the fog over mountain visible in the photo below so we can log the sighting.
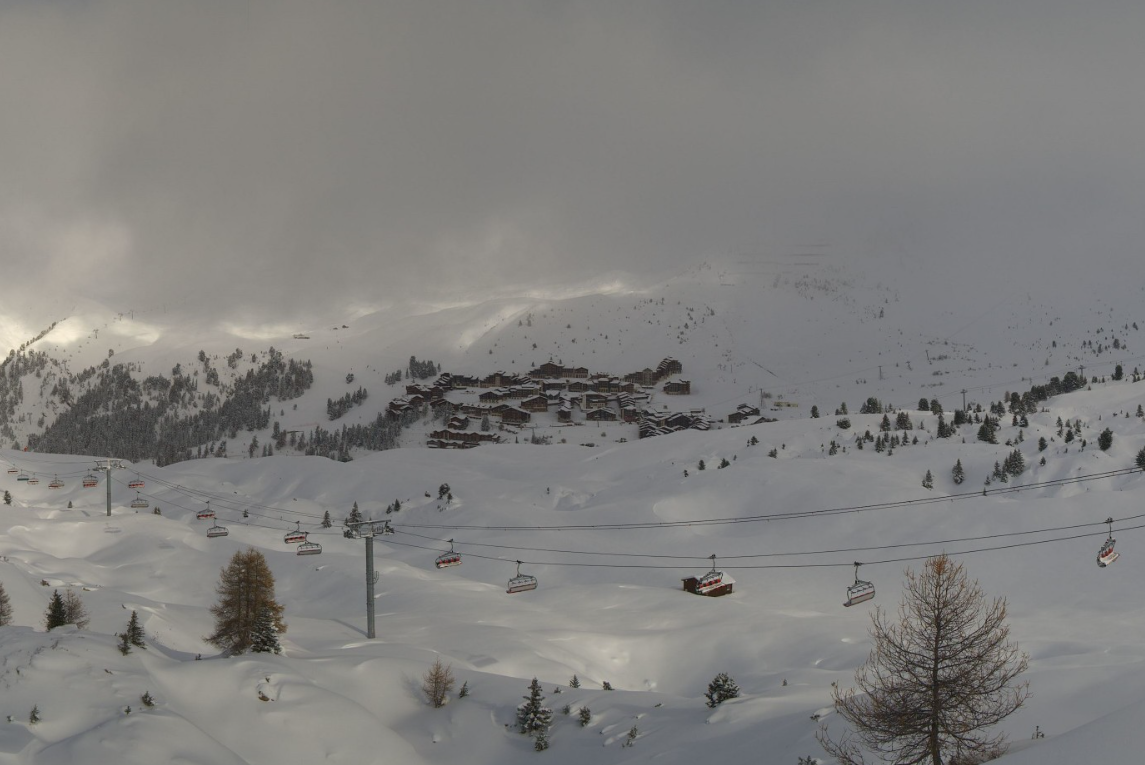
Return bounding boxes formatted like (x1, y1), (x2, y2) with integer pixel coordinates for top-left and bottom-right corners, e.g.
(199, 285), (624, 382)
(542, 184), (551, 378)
(2, 0), (1144, 330)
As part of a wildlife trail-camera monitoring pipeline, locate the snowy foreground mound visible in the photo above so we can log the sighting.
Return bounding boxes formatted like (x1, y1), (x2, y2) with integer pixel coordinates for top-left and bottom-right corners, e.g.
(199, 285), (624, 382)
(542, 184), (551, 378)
(0, 377), (1143, 763)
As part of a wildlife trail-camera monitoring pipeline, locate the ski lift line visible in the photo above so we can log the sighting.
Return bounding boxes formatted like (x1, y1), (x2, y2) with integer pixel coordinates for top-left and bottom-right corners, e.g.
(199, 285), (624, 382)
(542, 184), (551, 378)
(385, 525), (1145, 570)
(129, 469), (328, 521)
(391, 466), (1145, 533)
(393, 513), (1133, 561)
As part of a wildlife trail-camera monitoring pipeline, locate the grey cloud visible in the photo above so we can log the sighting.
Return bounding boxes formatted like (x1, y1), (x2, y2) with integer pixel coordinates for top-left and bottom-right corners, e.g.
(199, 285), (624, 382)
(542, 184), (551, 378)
(1, 0), (1143, 326)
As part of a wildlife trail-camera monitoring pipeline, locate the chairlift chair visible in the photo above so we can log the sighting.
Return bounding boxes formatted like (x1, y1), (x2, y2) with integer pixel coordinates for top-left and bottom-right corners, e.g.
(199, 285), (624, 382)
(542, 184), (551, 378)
(435, 539), (462, 568)
(695, 554), (727, 594)
(507, 560), (538, 593)
(6, 468), (16, 475)
(296, 540), (322, 555)
(82, 474), (98, 488)
(1098, 517), (1120, 568)
(48, 476), (63, 489)
(206, 525), (229, 538)
(130, 493), (149, 509)
(284, 521), (307, 544)
(16, 472), (28, 482)
(128, 479), (144, 489)
(27, 475), (39, 485)
(844, 562), (875, 607)
(197, 501), (215, 520)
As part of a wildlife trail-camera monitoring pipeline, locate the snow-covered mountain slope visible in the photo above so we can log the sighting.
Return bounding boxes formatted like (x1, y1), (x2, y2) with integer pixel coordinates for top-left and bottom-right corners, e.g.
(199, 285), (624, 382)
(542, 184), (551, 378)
(0, 363), (1142, 762)
(0, 258), (1142, 762)
(5, 256), (1144, 463)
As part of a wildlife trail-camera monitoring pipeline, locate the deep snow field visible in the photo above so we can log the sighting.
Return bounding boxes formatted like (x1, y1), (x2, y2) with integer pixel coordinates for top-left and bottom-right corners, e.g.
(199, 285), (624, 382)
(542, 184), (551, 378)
(0, 260), (1143, 763)
(0, 377), (1144, 763)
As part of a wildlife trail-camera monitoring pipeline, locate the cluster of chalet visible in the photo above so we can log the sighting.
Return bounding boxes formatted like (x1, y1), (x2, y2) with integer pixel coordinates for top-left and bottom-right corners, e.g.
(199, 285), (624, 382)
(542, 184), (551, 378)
(378, 358), (694, 448)
(639, 409), (712, 438)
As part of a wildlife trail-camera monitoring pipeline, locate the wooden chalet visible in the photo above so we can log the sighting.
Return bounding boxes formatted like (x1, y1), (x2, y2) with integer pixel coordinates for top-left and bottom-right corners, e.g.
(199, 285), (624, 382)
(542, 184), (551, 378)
(586, 407), (617, 422)
(727, 403), (761, 425)
(501, 407), (532, 425)
(657, 357), (683, 378)
(566, 366), (589, 379)
(531, 361), (566, 379)
(522, 395), (550, 413)
(625, 368), (658, 386)
(427, 439), (479, 449)
(663, 379), (691, 395)
(429, 429), (497, 444)
(479, 390), (507, 404)
(584, 393), (609, 409)
(557, 407), (572, 423)
(480, 371), (510, 388)
(568, 380), (591, 393)
(450, 374), (480, 388)
(448, 415), (470, 430)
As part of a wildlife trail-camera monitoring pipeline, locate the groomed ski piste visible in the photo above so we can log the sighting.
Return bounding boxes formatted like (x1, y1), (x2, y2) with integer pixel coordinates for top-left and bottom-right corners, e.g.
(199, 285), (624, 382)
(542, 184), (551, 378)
(0, 371), (1143, 764)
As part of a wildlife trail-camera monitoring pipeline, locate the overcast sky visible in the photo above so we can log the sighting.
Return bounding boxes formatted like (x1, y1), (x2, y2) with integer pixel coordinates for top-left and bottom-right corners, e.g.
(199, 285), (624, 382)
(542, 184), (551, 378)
(2, 0), (1144, 325)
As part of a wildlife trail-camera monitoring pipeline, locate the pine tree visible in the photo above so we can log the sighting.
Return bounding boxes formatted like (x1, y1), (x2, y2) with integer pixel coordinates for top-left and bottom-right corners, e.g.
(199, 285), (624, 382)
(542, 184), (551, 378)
(118, 631), (132, 655)
(2, 490), (9, 505)
(1038, 436), (1048, 452)
(534, 725), (550, 751)
(126, 610), (146, 648)
(44, 590), (67, 631)
(578, 707), (592, 727)
(951, 459), (965, 485)
(458, 681), (469, 698)
(516, 678), (553, 737)
(207, 548), (286, 655)
(818, 554), (1029, 765)
(0, 582), (12, 626)
(347, 502), (363, 527)
(811, 406), (820, 418)
(29, 705), (39, 724)
(249, 605), (283, 654)
(569, 674), (580, 688)
(705, 672), (741, 708)
(922, 470), (934, 490)
(1136, 446), (1145, 470)
(1098, 427), (1114, 451)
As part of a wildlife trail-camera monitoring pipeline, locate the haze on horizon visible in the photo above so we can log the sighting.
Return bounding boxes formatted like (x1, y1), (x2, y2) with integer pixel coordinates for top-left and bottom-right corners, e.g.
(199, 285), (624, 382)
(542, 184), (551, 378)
(1, 0), (1143, 329)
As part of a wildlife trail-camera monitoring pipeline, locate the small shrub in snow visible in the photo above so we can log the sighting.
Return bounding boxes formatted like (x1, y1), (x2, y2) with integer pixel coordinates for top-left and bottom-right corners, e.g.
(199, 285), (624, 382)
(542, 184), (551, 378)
(578, 707), (592, 727)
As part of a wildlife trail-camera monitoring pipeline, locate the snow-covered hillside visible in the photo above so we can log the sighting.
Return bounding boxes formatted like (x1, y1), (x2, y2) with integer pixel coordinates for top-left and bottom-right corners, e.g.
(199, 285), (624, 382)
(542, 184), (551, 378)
(0, 260), (1142, 763)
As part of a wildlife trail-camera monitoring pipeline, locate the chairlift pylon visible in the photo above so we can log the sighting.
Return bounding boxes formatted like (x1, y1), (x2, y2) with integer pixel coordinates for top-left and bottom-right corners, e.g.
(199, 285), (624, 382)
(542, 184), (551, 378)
(1098, 517), (1120, 568)
(844, 562), (875, 607)
(435, 539), (462, 568)
(507, 560), (537, 593)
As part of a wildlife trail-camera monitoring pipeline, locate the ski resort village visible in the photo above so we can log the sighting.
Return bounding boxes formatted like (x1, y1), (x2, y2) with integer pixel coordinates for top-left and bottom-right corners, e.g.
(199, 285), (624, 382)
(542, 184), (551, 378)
(5, 2), (1145, 763)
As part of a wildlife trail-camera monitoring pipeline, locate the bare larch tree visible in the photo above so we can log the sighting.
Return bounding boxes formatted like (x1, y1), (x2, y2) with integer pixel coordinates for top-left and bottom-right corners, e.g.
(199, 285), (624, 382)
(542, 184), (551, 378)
(819, 554), (1029, 765)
